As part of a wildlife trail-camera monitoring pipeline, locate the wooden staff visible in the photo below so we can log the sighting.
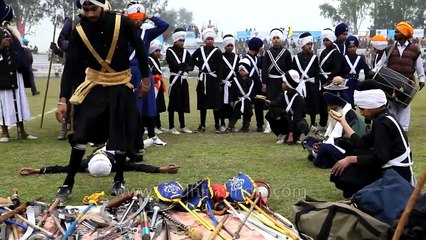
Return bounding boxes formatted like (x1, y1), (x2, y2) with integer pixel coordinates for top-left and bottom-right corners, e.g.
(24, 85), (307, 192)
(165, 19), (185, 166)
(233, 196), (260, 239)
(392, 164), (426, 240)
(38, 198), (60, 227)
(40, 15), (58, 128)
(208, 215), (230, 240)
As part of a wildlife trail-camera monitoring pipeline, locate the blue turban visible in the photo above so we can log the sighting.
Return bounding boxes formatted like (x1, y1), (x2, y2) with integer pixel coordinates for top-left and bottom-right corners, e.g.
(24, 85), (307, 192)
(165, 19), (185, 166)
(248, 37), (263, 51)
(345, 35), (359, 47)
(335, 23), (348, 37)
(0, 4), (14, 22)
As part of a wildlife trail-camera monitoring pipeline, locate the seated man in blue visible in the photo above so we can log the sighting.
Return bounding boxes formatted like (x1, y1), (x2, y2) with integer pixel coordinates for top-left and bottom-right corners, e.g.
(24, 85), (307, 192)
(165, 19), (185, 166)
(330, 80), (415, 198)
(305, 84), (366, 168)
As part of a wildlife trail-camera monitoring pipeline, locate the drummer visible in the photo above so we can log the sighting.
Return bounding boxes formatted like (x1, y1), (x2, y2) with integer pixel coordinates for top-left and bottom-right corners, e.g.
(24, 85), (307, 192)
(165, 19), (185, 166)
(370, 34), (388, 73)
(341, 35), (371, 106)
(385, 21), (425, 132)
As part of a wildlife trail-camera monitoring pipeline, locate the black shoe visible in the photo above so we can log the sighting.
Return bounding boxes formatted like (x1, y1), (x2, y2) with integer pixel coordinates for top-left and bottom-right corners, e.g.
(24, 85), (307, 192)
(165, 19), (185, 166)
(32, 91), (40, 96)
(57, 131), (67, 140)
(240, 127), (250, 133)
(256, 127), (263, 132)
(56, 185), (72, 201)
(214, 126), (221, 134)
(111, 181), (126, 196)
(194, 125), (206, 133)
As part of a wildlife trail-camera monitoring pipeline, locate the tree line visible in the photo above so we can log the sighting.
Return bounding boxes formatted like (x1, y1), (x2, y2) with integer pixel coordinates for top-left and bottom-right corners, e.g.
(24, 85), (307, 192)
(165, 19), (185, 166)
(4, 0), (194, 41)
(319, 0), (426, 34)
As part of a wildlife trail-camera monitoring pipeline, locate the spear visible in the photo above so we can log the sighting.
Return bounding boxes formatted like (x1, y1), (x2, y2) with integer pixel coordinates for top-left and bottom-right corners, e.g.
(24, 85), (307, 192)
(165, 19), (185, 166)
(40, 14), (58, 128)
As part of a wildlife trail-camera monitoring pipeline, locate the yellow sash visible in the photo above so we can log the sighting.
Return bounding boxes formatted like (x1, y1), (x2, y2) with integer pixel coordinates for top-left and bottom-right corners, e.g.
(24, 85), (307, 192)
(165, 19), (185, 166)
(70, 68), (133, 105)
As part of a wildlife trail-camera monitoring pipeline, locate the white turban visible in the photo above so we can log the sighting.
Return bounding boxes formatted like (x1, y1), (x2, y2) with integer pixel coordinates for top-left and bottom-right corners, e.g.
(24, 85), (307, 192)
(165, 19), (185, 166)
(88, 152), (112, 177)
(321, 29), (336, 42)
(172, 31), (186, 43)
(270, 28), (284, 41)
(354, 89), (387, 109)
(371, 41), (387, 51)
(202, 28), (216, 42)
(223, 35), (235, 47)
(298, 35), (314, 48)
(80, 0), (105, 8)
(127, 3), (145, 14)
(149, 40), (162, 55)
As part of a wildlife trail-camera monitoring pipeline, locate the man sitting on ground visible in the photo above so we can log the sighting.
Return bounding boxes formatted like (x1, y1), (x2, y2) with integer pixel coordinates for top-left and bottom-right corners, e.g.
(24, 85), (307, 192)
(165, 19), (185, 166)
(330, 80), (415, 198)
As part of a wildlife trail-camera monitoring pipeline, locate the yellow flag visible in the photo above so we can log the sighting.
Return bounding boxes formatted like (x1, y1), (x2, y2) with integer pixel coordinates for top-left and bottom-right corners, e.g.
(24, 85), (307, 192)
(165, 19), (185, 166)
(288, 25), (293, 37)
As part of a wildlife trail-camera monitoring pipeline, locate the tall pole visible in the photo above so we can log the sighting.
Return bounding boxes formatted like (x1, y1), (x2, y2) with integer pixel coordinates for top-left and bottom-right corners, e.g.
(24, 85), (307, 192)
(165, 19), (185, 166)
(40, 15), (57, 128)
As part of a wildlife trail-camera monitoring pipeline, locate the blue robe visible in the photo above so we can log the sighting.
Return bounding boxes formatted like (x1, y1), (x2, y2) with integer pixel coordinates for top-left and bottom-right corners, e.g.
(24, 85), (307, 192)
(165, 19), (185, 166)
(129, 17), (169, 117)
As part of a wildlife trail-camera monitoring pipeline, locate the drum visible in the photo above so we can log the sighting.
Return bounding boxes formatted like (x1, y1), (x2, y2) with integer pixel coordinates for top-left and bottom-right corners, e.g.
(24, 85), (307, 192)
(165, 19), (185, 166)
(372, 66), (419, 107)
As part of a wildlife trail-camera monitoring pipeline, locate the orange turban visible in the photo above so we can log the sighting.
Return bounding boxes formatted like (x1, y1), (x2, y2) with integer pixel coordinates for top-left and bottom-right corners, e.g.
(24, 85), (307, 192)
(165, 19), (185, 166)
(396, 22), (414, 38)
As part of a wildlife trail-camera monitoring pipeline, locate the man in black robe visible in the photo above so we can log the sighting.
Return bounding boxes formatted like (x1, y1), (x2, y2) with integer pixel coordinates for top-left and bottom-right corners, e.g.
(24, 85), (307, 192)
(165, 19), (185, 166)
(55, 0), (150, 199)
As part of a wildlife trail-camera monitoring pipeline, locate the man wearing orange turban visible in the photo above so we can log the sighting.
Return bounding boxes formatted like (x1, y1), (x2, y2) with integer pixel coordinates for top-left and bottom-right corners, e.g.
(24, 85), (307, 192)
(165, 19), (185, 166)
(395, 22), (414, 38)
(385, 21), (425, 132)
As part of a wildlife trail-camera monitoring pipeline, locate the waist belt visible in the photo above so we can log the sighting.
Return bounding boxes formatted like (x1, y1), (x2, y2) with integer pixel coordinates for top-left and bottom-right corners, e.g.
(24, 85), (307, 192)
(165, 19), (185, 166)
(198, 71), (217, 95)
(69, 68), (133, 105)
(268, 74), (283, 79)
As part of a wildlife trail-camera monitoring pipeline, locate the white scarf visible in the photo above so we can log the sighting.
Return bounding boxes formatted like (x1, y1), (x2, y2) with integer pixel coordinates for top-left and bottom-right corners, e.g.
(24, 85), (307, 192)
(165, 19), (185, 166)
(202, 28), (216, 41)
(223, 36), (235, 47)
(354, 89), (387, 109)
(172, 31), (186, 43)
(321, 29), (336, 42)
(298, 35), (313, 48)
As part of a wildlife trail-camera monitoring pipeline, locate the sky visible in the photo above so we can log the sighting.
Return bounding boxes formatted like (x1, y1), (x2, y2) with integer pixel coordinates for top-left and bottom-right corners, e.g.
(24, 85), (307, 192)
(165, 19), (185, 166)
(27, 0), (358, 52)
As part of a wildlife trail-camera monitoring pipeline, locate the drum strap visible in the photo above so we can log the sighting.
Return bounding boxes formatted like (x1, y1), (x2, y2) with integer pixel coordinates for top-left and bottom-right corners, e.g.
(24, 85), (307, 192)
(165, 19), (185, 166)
(385, 44), (396, 63)
(382, 116), (416, 186)
(344, 55), (361, 74)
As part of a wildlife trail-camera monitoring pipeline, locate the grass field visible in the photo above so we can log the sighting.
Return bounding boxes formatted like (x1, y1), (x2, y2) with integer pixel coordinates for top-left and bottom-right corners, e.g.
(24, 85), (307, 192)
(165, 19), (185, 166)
(1, 76), (426, 217)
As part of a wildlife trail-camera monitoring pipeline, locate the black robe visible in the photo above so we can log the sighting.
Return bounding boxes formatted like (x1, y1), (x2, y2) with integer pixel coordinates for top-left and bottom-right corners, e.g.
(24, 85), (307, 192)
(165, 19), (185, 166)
(192, 46), (223, 110)
(266, 89), (307, 138)
(292, 51), (320, 114)
(221, 51), (240, 118)
(262, 46), (292, 100)
(331, 109), (413, 196)
(65, 12), (149, 151)
(318, 47), (342, 86)
(166, 45), (194, 113)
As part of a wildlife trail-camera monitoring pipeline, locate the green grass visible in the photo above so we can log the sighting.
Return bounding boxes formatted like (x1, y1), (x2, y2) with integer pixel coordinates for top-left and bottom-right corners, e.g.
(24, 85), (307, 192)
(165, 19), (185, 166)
(1, 76), (425, 216)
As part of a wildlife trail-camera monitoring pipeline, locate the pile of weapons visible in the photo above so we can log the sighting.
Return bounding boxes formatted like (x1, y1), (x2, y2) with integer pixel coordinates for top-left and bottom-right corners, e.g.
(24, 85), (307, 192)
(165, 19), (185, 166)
(0, 174), (303, 240)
